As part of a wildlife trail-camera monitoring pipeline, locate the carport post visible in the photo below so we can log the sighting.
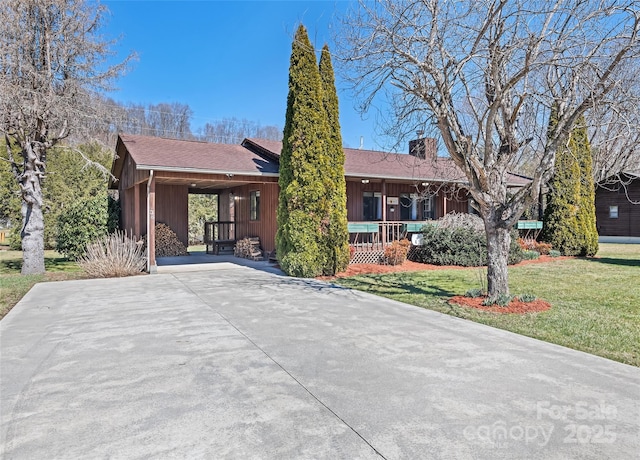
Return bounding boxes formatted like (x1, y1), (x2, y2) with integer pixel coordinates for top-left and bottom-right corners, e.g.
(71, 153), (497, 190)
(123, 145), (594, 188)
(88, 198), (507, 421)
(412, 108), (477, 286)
(147, 170), (157, 273)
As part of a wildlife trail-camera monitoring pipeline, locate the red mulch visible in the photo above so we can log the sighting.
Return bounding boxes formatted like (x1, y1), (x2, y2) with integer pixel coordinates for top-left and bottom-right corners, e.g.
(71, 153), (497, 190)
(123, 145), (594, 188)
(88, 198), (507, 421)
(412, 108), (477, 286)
(448, 295), (552, 314)
(322, 254), (569, 279)
(319, 255), (563, 314)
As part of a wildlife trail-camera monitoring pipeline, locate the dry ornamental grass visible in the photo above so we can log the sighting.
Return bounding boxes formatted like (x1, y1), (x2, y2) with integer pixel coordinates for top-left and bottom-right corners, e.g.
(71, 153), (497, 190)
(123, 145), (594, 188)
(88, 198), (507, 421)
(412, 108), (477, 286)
(78, 231), (146, 277)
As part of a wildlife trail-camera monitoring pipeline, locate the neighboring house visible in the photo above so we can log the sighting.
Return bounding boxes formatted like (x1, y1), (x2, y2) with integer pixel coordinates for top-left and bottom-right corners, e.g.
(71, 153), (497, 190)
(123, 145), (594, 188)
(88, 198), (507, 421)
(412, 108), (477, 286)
(109, 134), (529, 271)
(595, 173), (640, 237)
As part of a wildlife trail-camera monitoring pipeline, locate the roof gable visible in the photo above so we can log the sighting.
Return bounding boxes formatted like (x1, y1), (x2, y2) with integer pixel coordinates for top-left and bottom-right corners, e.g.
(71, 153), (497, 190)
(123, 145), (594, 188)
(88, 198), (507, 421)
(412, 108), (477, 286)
(112, 134), (280, 178)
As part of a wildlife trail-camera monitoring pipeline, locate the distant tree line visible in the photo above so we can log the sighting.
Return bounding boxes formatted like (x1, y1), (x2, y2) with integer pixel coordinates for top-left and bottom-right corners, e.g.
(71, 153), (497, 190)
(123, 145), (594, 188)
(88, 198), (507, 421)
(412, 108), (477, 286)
(92, 98), (282, 146)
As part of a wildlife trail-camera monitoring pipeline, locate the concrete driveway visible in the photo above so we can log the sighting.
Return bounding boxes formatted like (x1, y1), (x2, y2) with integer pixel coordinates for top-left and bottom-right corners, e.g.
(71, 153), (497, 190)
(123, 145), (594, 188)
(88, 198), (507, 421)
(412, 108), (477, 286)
(1, 265), (638, 459)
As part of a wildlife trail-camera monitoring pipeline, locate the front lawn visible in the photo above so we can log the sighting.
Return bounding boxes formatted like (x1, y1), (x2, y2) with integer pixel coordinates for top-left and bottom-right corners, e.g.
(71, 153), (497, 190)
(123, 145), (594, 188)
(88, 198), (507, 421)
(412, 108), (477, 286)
(335, 244), (640, 366)
(0, 249), (85, 320)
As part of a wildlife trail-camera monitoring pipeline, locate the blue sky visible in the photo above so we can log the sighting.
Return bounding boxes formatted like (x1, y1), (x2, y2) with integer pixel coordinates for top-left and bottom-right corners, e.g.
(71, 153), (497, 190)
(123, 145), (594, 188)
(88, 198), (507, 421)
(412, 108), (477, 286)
(102, 0), (385, 150)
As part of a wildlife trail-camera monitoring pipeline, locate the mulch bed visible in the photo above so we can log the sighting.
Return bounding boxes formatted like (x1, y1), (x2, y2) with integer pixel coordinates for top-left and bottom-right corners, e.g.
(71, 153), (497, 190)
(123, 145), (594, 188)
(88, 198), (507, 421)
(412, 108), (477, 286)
(323, 254), (569, 279)
(448, 295), (552, 314)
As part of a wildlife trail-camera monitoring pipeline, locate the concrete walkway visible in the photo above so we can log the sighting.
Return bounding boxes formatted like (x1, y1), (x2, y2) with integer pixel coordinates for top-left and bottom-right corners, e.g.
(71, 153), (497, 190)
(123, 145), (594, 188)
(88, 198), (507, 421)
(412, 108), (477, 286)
(1, 266), (638, 459)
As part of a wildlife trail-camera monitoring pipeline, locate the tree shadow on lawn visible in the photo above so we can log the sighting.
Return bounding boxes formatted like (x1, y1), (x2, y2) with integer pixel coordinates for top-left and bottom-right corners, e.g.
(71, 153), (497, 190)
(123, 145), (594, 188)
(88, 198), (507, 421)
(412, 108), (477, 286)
(584, 257), (640, 268)
(0, 257), (78, 274)
(340, 274), (458, 299)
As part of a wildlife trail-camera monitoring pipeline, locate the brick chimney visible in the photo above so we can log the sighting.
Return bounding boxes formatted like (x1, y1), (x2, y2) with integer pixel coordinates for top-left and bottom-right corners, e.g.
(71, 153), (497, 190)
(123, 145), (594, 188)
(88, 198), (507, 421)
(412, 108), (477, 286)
(409, 137), (437, 160)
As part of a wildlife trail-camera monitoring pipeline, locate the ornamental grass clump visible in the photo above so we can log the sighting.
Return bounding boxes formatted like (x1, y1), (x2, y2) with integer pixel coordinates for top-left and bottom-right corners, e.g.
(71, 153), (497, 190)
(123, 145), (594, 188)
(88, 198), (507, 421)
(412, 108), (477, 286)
(78, 231), (146, 277)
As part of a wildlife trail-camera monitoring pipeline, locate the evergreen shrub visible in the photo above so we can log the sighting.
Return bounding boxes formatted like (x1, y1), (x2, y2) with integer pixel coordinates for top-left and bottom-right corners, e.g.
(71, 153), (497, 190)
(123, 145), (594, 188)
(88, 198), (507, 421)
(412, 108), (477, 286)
(409, 220), (523, 267)
(56, 194), (109, 259)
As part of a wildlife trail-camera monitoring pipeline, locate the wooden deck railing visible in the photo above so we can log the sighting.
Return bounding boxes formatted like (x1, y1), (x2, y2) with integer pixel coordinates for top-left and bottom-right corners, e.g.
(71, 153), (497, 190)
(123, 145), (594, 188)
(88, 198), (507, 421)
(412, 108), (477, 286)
(347, 221), (429, 252)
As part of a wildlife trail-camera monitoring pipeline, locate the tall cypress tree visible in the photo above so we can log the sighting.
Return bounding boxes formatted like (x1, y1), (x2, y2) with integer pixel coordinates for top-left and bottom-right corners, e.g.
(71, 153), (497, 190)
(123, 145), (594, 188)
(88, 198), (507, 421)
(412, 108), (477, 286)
(319, 45), (350, 275)
(276, 25), (332, 277)
(573, 115), (599, 256)
(542, 111), (597, 256)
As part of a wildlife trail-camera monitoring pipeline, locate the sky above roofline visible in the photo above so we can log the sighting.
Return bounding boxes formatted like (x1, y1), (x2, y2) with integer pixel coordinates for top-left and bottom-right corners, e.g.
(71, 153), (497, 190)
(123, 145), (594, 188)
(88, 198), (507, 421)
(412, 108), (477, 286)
(102, 0), (393, 151)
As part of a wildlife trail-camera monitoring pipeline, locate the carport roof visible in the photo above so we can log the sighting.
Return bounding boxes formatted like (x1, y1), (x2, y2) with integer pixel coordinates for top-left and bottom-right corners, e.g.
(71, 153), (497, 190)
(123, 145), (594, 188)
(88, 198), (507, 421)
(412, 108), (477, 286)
(114, 133), (280, 177)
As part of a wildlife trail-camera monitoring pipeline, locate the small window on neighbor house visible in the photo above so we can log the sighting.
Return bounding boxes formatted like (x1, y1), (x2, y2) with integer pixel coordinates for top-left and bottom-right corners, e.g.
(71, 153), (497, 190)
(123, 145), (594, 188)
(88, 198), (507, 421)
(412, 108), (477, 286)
(250, 190), (260, 221)
(609, 205), (618, 219)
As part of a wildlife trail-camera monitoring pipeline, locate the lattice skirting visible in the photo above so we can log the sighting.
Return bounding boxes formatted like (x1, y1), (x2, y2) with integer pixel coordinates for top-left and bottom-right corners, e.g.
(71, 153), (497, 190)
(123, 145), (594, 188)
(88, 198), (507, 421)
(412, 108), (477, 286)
(350, 250), (384, 265)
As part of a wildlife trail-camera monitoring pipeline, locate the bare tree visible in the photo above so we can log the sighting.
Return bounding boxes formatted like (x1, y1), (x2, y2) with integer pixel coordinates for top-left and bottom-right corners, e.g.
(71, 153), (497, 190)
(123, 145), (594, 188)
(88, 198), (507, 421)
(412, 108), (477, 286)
(0, 0), (132, 274)
(338, 0), (639, 300)
(198, 117), (282, 144)
(588, 70), (640, 200)
(146, 102), (194, 139)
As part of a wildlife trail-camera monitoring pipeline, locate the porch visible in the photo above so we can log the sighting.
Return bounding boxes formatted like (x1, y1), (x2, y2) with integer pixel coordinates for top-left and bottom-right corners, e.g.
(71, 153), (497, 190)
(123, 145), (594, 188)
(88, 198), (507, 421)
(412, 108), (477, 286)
(201, 220), (431, 265)
(348, 221), (430, 264)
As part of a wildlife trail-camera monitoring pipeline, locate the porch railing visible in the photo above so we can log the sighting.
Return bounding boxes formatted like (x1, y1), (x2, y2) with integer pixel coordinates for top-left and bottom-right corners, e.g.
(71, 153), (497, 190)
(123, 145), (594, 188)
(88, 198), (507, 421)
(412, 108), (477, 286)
(348, 221), (429, 252)
(204, 221), (236, 254)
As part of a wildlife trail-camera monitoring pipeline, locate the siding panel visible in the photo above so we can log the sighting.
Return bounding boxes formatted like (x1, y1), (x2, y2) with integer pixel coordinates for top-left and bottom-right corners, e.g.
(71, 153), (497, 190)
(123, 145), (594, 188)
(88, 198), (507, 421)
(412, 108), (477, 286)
(156, 184), (189, 245)
(232, 183), (279, 252)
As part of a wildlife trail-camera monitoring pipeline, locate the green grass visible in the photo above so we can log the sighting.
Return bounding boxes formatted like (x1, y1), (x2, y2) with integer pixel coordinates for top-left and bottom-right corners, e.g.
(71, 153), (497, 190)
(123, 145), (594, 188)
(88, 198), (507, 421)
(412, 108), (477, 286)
(336, 244), (640, 366)
(0, 248), (85, 319)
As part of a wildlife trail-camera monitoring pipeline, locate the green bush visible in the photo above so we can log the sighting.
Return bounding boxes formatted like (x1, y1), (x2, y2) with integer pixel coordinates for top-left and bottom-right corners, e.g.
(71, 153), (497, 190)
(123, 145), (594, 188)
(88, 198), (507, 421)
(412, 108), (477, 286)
(9, 227), (22, 250)
(518, 293), (537, 302)
(465, 288), (484, 298)
(549, 249), (561, 258)
(482, 293), (512, 307)
(107, 195), (120, 233)
(56, 194), (109, 260)
(522, 250), (540, 260)
(409, 223), (523, 267)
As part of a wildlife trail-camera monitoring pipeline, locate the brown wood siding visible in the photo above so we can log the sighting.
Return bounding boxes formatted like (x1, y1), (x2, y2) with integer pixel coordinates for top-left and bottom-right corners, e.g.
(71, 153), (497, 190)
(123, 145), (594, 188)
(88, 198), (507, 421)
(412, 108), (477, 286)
(232, 183), (279, 252)
(444, 190), (470, 214)
(122, 186), (134, 236)
(595, 181), (640, 237)
(118, 151), (150, 191)
(219, 191), (231, 222)
(346, 180), (468, 221)
(155, 184), (189, 245)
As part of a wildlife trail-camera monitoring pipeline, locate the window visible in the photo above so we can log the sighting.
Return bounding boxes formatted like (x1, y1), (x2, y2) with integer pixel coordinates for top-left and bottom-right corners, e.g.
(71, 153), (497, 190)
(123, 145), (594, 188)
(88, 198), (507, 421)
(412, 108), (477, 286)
(400, 193), (419, 220)
(609, 205), (618, 219)
(423, 196), (434, 220)
(250, 190), (260, 221)
(363, 192), (382, 220)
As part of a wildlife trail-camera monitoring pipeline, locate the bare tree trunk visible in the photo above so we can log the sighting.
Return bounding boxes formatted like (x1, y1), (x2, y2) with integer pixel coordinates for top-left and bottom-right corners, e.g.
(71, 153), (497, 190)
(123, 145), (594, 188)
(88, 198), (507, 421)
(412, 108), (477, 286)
(19, 142), (46, 275)
(20, 180), (45, 274)
(484, 218), (511, 301)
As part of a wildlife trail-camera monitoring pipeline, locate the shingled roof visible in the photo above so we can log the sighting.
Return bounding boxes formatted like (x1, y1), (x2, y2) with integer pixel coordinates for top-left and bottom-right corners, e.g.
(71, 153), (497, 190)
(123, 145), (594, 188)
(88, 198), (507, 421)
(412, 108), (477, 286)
(243, 138), (530, 187)
(112, 134), (279, 178)
(112, 134), (530, 187)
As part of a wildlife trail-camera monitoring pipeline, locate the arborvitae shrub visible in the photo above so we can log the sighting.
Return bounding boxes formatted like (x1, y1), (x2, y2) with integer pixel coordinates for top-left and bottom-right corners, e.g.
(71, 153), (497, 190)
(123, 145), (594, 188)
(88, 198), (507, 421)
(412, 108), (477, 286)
(542, 113), (598, 256)
(319, 45), (350, 275)
(276, 25), (332, 277)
